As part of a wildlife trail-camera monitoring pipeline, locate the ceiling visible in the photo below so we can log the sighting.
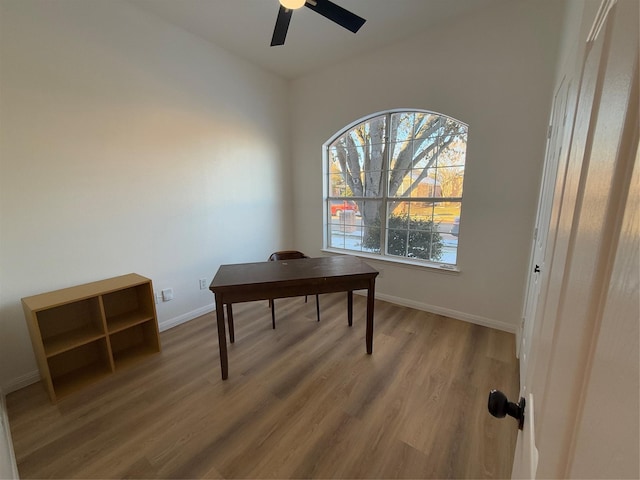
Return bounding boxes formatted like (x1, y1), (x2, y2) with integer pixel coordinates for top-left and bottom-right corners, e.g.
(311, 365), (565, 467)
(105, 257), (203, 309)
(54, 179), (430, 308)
(128, 0), (504, 79)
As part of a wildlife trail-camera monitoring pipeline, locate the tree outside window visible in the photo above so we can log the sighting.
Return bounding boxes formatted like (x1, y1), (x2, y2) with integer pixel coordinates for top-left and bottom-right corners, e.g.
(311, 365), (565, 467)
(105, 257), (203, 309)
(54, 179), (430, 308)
(324, 110), (467, 266)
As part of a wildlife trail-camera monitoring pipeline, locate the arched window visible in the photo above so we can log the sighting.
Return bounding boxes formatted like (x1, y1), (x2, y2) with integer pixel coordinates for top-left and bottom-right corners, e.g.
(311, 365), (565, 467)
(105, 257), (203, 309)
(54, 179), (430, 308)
(324, 110), (467, 268)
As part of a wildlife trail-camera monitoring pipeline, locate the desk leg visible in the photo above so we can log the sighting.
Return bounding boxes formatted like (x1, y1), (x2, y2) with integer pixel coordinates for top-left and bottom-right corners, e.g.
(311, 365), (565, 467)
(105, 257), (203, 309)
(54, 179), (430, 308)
(347, 290), (353, 327)
(366, 279), (375, 354)
(226, 304), (235, 343)
(215, 293), (229, 380)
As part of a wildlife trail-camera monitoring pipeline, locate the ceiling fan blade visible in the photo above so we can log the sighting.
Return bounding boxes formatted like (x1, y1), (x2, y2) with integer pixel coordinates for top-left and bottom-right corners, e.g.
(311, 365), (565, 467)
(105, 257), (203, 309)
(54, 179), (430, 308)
(305, 0), (366, 33)
(271, 6), (293, 46)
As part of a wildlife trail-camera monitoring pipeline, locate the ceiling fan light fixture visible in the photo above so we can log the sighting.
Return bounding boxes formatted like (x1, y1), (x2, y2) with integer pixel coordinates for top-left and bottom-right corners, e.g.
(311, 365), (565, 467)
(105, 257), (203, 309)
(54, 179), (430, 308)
(271, 0), (365, 46)
(279, 0), (305, 10)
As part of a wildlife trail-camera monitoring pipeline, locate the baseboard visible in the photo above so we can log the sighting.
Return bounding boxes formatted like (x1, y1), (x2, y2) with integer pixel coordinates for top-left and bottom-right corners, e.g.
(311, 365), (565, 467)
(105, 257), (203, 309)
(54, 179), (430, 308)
(0, 371), (40, 396)
(0, 388), (20, 479)
(365, 291), (517, 334)
(158, 303), (215, 332)
(168, 296), (516, 334)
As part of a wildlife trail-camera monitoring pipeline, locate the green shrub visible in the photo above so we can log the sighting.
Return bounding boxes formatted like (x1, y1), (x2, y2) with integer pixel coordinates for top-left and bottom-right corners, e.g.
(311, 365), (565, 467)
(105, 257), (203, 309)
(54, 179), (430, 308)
(362, 214), (443, 261)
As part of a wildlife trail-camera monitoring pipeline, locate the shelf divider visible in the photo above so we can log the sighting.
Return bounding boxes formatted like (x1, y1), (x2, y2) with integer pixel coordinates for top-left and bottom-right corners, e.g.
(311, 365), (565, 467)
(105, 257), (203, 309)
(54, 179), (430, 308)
(43, 325), (106, 357)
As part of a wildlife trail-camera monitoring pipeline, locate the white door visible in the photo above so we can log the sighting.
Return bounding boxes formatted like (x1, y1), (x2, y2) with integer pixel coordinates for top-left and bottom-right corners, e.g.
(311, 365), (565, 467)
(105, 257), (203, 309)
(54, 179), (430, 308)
(518, 76), (570, 383)
(511, 0), (639, 477)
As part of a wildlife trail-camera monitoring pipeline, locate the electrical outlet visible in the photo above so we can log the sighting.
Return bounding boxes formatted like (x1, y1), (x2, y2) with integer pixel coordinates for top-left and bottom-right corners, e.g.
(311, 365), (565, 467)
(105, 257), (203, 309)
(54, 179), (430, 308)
(161, 288), (174, 301)
(199, 278), (207, 290)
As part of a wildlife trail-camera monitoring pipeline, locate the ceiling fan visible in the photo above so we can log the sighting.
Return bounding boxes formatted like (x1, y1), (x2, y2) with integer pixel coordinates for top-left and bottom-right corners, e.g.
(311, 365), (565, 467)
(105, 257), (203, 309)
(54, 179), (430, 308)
(271, 0), (366, 46)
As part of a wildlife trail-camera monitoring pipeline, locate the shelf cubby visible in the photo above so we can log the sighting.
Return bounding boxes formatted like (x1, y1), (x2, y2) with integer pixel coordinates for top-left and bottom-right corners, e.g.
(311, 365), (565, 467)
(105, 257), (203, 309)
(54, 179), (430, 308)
(111, 321), (160, 370)
(48, 338), (113, 398)
(103, 283), (155, 333)
(22, 274), (161, 403)
(36, 298), (105, 356)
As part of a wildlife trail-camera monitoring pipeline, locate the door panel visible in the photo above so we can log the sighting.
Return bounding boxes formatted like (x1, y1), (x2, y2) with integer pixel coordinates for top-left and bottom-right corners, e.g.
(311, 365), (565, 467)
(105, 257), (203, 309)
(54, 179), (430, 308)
(519, 76), (570, 387)
(568, 135), (638, 478)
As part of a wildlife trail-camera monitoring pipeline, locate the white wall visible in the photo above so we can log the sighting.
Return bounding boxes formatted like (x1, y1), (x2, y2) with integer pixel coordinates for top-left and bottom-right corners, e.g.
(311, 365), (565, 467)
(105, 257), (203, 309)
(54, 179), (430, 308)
(290, 0), (565, 331)
(0, 0), (290, 391)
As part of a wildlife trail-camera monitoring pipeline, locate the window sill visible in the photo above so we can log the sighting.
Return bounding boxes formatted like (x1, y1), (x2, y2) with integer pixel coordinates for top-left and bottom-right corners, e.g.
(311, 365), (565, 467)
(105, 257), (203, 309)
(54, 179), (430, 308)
(321, 248), (461, 274)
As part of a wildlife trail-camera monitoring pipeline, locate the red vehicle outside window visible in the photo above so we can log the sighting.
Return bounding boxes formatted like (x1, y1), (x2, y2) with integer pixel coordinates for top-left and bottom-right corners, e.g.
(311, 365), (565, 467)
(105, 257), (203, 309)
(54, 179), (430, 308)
(330, 200), (358, 216)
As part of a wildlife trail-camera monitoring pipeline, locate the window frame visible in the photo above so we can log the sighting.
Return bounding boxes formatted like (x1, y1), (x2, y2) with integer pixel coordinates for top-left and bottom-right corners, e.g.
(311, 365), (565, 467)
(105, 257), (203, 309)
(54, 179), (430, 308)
(322, 108), (467, 272)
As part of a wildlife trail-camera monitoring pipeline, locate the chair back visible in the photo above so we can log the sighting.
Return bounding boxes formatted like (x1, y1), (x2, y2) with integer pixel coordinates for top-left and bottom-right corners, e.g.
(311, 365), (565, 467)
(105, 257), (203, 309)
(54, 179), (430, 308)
(268, 250), (308, 261)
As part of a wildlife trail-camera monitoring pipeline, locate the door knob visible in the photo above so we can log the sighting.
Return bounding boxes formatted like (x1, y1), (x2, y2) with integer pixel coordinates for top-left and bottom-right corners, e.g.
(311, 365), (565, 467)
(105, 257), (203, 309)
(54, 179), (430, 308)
(488, 390), (526, 430)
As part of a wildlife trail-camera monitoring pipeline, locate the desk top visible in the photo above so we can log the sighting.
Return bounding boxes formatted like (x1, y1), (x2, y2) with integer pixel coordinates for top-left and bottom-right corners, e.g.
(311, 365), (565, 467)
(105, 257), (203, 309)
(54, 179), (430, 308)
(210, 255), (378, 291)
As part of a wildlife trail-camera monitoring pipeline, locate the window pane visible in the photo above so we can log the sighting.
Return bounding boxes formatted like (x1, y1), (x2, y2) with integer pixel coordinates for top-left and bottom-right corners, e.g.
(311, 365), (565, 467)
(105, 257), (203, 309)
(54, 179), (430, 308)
(365, 115), (386, 146)
(433, 201), (461, 231)
(388, 201), (436, 224)
(438, 135), (467, 167)
(362, 170), (383, 198)
(390, 112), (414, 142)
(328, 172), (347, 197)
(329, 138), (363, 197)
(389, 167), (442, 199)
(434, 165), (465, 197)
(328, 140), (346, 164)
(389, 136), (442, 197)
(329, 199), (382, 254)
(444, 117), (468, 136)
(435, 201), (461, 265)
(386, 201), (443, 261)
(389, 169), (410, 198)
(413, 135), (440, 169)
(388, 200), (409, 221)
(389, 140), (412, 170)
(416, 114), (444, 142)
(358, 199), (382, 254)
(331, 117), (388, 198)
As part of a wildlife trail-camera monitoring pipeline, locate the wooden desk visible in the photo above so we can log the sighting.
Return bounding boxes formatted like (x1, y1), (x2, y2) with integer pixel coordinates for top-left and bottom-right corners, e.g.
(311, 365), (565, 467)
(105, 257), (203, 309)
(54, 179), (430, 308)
(209, 256), (379, 379)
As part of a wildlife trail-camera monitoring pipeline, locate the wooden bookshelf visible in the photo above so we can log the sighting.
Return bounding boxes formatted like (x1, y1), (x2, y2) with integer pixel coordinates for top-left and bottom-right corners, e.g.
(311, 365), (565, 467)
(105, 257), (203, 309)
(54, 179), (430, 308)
(22, 274), (161, 403)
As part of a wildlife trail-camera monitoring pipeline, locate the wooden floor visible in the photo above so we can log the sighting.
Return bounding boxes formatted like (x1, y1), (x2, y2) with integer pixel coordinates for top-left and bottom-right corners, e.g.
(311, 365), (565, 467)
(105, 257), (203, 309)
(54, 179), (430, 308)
(7, 293), (519, 479)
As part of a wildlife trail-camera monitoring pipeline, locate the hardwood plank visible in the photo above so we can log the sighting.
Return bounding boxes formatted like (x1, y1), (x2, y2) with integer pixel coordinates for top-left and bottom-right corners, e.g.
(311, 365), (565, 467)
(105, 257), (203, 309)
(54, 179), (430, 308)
(7, 293), (519, 478)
